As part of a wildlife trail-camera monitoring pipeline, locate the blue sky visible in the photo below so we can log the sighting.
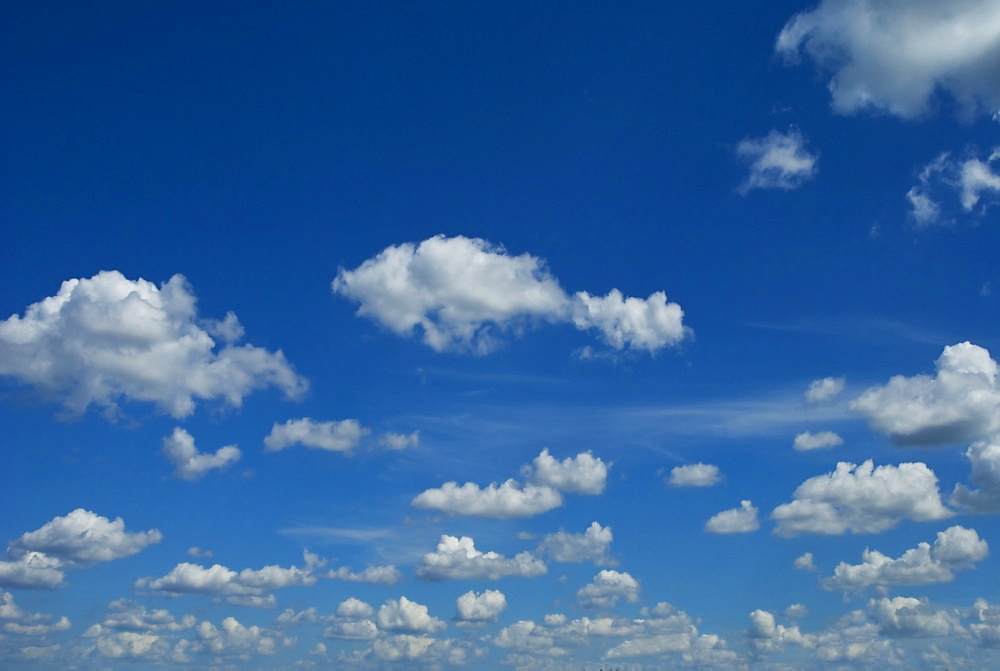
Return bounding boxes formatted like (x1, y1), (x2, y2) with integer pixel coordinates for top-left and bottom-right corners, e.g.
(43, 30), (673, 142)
(4, 1), (1000, 668)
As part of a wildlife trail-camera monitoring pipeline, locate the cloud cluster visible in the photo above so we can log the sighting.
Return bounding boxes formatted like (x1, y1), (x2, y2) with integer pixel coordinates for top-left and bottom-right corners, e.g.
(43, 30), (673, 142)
(0, 271), (306, 418)
(536, 522), (615, 565)
(0, 591), (71, 637)
(771, 460), (953, 536)
(412, 449), (609, 518)
(576, 570), (640, 609)
(456, 590), (507, 624)
(415, 535), (546, 581)
(907, 148), (1000, 226)
(824, 525), (988, 591)
(333, 235), (689, 354)
(668, 463), (722, 487)
(736, 128), (818, 193)
(705, 500), (760, 534)
(776, 0), (1000, 118)
(851, 342), (1000, 445)
(162, 428), (240, 480)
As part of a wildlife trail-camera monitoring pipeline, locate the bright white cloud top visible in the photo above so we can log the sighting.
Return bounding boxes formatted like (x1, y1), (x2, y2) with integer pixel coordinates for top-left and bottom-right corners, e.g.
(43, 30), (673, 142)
(415, 536), (547, 581)
(333, 235), (689, 354)
(735, 128), (818, 193)
(0, 271), (307, 419)
(455, 590), (507, 624)
(263, 418), (371, 453)
(162, 428), (240, 480)
(668, 463), (721, 487)
(535, 522), (615, 565)
(705, 500), (760, 534)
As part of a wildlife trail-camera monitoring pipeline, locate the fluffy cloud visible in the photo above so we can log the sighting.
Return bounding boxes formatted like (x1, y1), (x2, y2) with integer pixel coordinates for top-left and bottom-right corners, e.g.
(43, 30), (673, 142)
(0, 271), (306, 418)
(793, 430), (844, 451)
(771, 460), (953, 536)
(850, 342), (1000, 445)
(186, 616), (295, 658)
(776, 0), (1000, 118)
(794, 552), (817, 571)
(736, 128), (818, 193)
(705, 500), (760, 534)
(379, 430), (420, 450)
(326, 564), (402, 585)
(867, 597), (962, 638)
(333, 235), (689, 354)
(85, 628), (167, 660)
(668, 463), (721, 487)
(97, 599), (195, 633)
(162, 428), (240, 480)
(415, 535), (546, 581)
(263, 418), (370, 453)
(524, 449), (609, 495)
(806, 376), (845, 403)
(456, 590), (507, 624)
(953, 438), (1000, 512)
(748, 610), (815, 652)
(824, 526), (988, 591)
(377, 597), (446, 634)
(536, 522), (614, 565)
(907, 149), (1000, 226)
(0, 591), (70, 636)
(0, 553), (66, 590)
(577, 570), (640, 609)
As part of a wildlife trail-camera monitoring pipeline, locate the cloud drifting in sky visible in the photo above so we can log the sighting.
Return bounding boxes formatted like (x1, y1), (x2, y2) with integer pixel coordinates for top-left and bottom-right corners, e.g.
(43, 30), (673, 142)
(736, 128), (818, 193)
(333, 235), (689, 355)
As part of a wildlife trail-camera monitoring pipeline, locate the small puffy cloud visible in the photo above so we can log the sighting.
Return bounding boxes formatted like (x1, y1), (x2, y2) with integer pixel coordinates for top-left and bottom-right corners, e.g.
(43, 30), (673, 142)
(162, 428), (240, 480)
(771, 460), (953, 536)
(85, 628), (167, 660)
(536, 522), (615, 565)
(784, 604), (809, 619)
(326, 564), (402, 585)
(333, 235), (689, 355)
(377, 597), (446, 634)
(867, 597), (962, 638)
(98, 599), (195, 632)
(736, 128), (818, 193)
(851, 342), (1000, 446)
(337, 598), (375, 619)
(705, 500), (760, 534)
(824, 526), (988, 592)
(776, 0), (1000, 118)
(456, 590), (507, 624)
(411, 480), (563, 519)
(806, 377), (845, 403)
(380, 431), (419, 450)
(577, 570), (640, 609)
(416, 535), (547, 581)
(264, 418), (370, 453)
(747, 609), (815, 652)
(907, 148), (1000, 226)
(187, 616), (294, 657)
(793, 430), (844, 451)
(668, 463), (721, 487)
(524, 449), (610, 495)
(953, 438), (1000, 512)
(0, 271), (306, 419)
(794, 552), (817, 571)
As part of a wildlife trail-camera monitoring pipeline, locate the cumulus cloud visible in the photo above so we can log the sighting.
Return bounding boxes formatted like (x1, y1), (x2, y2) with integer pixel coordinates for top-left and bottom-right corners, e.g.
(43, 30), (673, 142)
(162, 428), (240, 480)
(806, 376), (845, 403)
(416, 535), (546, 581)
(377, 597), (446, 634)
(952, 438), (1000, 512)
(577, 570), (640, 609)
(333, 235), (689, 355)
(379, 430), (419, 450)
(536, 522), (615, 565)
(793, 430), (844, 451)
(736, 128), (818, 193)
(456, 590), (507, 624)
(263, 418), (370, 453)
(668, 463), (722, 487)
(748, 609), (816, 652)
(850, 342), (1000, 445)
(85, 628), (168, 660)
(524, 449), (609, 495)
(867, 597), (963, 638)
(0, 553), (67, 590)
(326, 564), (402, 585)
(771, 460), (953, 536)
(794, 552), (817, 571)
(776, 0), (1000, 118)
(0, 271), (306, 419)
(705, 500), (760, 534)
(185, 616), (295, 658)
(97, 599), (195, 632)
(0, 591), (70, 636)
(824, 526), (988, 591)
(907, 149), (1000, 226)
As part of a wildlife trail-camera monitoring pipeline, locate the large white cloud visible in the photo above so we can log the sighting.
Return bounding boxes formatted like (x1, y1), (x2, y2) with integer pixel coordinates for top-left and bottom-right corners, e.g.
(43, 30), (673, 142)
(536, 522), (615, 565)
(333, 235), (689, 354)
(576, 570), (640, 609)
(771, 460), (953, 536)
(162, 428), (240, 480)
(523, 449), (609, 495)
(776, 0), (1000, 118)
(867, 597), (963, 638)
(415, 535), (546, 581)
(952, 438), (1000, 512)
(0, 271), (307, 418)
(735, 128), (818, 193)
(907, 148), (1000, 226)
(456, 590), (507, 624)
(850, 342), (1000, 445)
(705, 500), (760, 534)
(263, 418), (370, 453)
(824, 525), (988, 591)
(377, 597), (446, 634)
(0, 553), (67, 590)
(668, 463), (721, 487)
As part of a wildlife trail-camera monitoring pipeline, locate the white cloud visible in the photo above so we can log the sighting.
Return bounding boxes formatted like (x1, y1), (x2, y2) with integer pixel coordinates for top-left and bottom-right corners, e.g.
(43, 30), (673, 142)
(971, 598), (1000, 645)
(263, 418), (370, 453)
(333, 235), (690, 354)
(162, 428), (240, 480)
(736, 128), (818, 193)
(337, 598), (375, 619)
(0, 553), (66, 590)
(577, 570), (640, 609)
(748, 609), (816, 652)
(0, 271), (306, 419)
(524, 449), (610, 494)
(379, 430), (419, 450)
(8, 509), (161, 567)
(0, 591), (70, 636)
(776, 0), (1000, 118)
(186, 547), (212, 558)
(85, 628), (167, 660)
(536, 522), (615, 565)
(806, 376), (845, 403)
(326, 564), (402, 585)
(668, 462), (722, 487)
(377, 596), (446, 634)
(187, 616), (294, 657)
(784, 604), (809, 618)
(705, 500), (760, 534)
(415, 535), (547, 581)
(793, 430), (844, 451)
(411, 479), (563, 519)
(794, 552), (817, 571)
(456, 590), (507, 623)
(98, 599), (195, 632)
(953, 438), (1000, 512)
(907, 149), (1000, 226)
(824, 525), (988, 591)
(867, 597), (962, 638)
(850, 342), (1000, 445)
(771, 460), (953, 536)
